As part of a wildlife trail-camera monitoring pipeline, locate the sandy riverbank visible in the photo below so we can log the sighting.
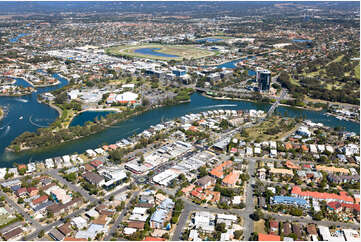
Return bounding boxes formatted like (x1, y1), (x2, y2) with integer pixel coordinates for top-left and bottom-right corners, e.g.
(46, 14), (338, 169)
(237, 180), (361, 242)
(0, 106), (3, 121)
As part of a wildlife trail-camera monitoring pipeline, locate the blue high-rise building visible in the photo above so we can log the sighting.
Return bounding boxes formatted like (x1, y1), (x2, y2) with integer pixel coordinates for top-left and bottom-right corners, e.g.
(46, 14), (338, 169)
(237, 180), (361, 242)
(256, 68), (271, 92)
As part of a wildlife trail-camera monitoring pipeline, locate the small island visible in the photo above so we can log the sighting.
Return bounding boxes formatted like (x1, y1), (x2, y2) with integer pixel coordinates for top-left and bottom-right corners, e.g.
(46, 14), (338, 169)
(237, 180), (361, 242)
(0, 106), (3, 121)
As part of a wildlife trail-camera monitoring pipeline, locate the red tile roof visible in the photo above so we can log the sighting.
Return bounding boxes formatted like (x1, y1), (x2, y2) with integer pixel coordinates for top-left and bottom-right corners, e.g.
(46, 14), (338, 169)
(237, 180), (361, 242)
(143, 237), (166, 241)
(32, 195), (48, 205)
(292, 186), (354, 203)
(258, 233), (281, 241)
(90, 160), (103, 168)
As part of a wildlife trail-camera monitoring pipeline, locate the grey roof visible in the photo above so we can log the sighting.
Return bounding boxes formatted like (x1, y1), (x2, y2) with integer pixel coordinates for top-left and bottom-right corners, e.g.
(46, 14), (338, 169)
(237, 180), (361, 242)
(48, 229), (65, 241)
(196, 175), (216, 187)
(0, 221), (23, 234)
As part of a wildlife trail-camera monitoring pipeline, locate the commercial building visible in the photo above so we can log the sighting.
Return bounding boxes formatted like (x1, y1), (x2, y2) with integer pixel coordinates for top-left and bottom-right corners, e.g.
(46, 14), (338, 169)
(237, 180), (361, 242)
(256, 67), (271, 92)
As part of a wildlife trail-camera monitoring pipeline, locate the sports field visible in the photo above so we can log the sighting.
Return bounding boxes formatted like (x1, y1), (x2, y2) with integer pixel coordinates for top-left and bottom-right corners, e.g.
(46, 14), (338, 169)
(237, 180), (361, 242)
(106, 44), (216, 60)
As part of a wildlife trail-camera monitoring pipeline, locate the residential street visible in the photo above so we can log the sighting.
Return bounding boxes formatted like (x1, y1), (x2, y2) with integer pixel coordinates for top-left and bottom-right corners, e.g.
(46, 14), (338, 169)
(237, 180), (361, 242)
(0, 191), (42, 229)
(104, 190), (140, 241)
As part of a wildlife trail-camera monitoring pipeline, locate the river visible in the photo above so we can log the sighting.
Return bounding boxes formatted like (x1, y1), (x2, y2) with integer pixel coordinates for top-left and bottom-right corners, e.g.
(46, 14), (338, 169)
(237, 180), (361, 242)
(0, 74), (359, 167)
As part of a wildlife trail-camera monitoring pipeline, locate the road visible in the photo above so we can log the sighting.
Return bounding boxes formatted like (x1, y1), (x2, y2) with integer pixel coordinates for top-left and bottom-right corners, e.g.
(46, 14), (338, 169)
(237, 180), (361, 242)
(104, 190), (140, 241)
(171, 202), (192, 241)
(0, 191), (42, 229)
(45, 169), (97, 203)
(242, 158), (256, 240)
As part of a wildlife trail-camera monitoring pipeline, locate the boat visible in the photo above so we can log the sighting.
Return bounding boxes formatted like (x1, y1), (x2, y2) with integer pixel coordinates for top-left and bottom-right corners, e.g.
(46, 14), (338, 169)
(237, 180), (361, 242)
(19, 116), (23, 120)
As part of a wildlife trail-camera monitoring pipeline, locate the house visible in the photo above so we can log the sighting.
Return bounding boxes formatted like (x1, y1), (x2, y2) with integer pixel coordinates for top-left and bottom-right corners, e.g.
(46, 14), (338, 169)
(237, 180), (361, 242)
(269, 168), (293, 176)
(75, 224), (106, 240)
(209, 160), (232, 179)
(316, 165), (350, 174)
(328, 174), (359, 184)
(285, 161), (300, 170)
(143, 237), (166, 241)
(49, 228), (65, 241)
(82, 172), (105, 186)
(291, 186), (354, 203)
(222, 170), (240, 187)
(127, 221), (145, 230)
(150, 198), (174, 229)
(26, 187), (38, 197)
(15, 187), (27, 197)
(307, 224), (318, 236)
(57, 223), (72, 237)
(271, 196), (309, 208)
(196, 175), (216, 189)
(32, 195), (48, 206)
(269, 220), (279, 234)
(216, 213), (237, 227)
(17, 164), (27, 172)
(283, 222), (291, 236)
(258, 233), (281, 241)
(129, 207), (149, 222)
(292, 224), (303, 239)
(71, 217), (87, 230)
(2, 227), (24, 241)
(90, 160), (103, 169)
(193, 211), (215, 233)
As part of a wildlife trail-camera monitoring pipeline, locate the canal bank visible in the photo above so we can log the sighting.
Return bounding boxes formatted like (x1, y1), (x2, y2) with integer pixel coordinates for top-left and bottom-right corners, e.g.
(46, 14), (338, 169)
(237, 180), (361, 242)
(0, 72), (359, 167)
(0, 90), (359, 167)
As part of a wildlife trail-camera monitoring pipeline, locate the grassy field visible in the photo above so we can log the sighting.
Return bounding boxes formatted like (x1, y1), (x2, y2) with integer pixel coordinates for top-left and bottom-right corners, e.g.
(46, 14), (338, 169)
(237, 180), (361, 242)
(107, 44), (215, 61)
(254, 219), (266, 234)
(241, 116), (297, 141)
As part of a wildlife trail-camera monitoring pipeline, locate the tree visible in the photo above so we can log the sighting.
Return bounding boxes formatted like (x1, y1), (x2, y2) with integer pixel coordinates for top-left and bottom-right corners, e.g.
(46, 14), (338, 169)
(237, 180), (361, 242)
(17, 197), (24, 204)
(198, 166), (208, 178)
(290, 208), (303, 216)
(250, 209), (263, 221)
(234, 230), (243, 240)
(313, 211), (324, 221)
(38, 230), (45, 238)
(216, 222), (227, 233)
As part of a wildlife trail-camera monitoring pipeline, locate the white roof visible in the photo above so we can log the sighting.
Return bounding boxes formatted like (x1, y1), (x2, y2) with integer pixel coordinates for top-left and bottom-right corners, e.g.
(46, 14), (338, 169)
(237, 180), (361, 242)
(132, 207), (148, 215)
(217, 213), (237, 221)
(116, 92), (138, 102)
(123, 227), (137, 235)
(71, 216), (87, 229)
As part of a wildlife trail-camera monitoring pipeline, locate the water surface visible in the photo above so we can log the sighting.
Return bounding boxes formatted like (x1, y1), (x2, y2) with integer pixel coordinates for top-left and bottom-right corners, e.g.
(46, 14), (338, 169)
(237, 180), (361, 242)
(134, 48), (179, 57)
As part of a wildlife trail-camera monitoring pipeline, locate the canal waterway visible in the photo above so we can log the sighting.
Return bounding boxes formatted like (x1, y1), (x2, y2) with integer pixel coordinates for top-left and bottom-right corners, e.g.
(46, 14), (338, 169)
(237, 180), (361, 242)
(69, 111), (115, 127)
(9, 33), (29, 43)
(134, 48), (179, 58)
(0, 74), (359, 167)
